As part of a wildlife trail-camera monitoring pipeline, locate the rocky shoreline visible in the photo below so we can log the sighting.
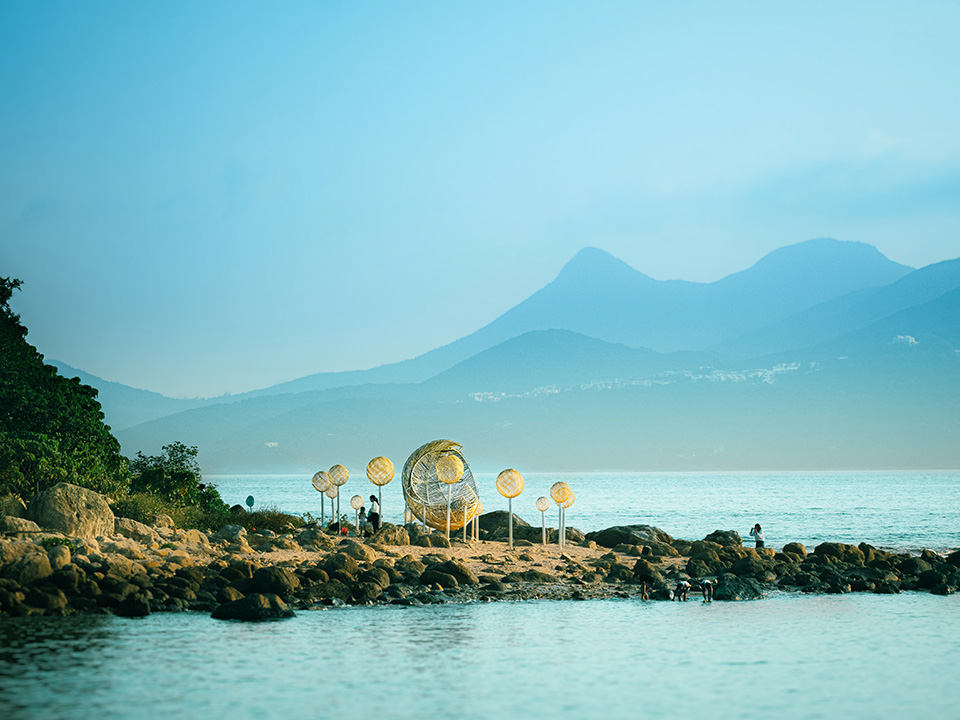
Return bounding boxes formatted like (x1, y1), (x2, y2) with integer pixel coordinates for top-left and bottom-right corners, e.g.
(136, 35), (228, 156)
(1, 483), (958, 621)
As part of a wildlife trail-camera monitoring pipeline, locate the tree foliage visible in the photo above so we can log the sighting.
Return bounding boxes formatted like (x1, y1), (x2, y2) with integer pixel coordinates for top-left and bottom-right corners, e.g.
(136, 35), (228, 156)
(0, 277), (129, 498)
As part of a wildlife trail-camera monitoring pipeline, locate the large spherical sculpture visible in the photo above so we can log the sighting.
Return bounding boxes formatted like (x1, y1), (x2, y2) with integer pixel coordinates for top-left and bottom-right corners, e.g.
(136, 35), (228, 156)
(402, 440), (480, 531)
(536, 496), (551, 512)
(312, 471), (332, 492)
(350, 495), (364, 510)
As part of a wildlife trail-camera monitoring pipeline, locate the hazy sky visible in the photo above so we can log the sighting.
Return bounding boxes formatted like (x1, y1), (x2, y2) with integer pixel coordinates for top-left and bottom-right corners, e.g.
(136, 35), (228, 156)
(3, 2), (959, 398)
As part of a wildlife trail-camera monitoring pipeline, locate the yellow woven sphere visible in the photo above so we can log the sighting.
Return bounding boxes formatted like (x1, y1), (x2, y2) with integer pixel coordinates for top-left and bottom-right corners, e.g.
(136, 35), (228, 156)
(561, 491), (575, 509)
(496, 469), (524, 499)
(312, 471), (332, 493)
(366, 456), (395, 486)
(475, 501), (484, 515)
(436, 455), (464, 485)
(550, 481), (572, 504)
(329, 464), (349, 487)
(536, 496), (550, 512)
(324, 485), (338, 499)
(350, 494), (364, 510)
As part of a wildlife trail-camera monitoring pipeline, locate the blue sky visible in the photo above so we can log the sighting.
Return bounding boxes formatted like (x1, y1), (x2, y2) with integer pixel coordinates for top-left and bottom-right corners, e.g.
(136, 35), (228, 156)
(3, 1), (959, 397)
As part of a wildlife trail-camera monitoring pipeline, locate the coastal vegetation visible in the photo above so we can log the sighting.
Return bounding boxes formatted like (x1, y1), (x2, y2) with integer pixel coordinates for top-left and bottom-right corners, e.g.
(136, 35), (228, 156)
(0, 278), (242, 532)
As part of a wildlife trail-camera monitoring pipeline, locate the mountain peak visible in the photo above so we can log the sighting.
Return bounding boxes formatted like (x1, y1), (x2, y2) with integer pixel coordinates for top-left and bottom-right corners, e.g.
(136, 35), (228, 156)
(554, 247), (653, 286)
(752, 238), (912, 274)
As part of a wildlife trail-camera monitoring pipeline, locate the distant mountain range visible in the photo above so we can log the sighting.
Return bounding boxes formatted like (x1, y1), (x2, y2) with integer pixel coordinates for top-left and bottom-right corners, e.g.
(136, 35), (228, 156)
(54, 238), (960, 472)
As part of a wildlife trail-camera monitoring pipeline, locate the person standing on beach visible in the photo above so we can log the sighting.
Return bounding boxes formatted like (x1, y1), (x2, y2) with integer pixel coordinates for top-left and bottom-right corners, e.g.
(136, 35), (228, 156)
(369, 495), (381, 533)
(750, 523), (765, 549)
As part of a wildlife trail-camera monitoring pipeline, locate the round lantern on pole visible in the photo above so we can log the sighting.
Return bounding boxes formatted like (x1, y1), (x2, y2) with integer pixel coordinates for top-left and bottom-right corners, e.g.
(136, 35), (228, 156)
(560, 491), (575, 549)
(536, 496), (550, 545)
(436, 454), (464, 540)
(550, 482), (572, 548)
(329, 464), (349, 529)
(324, 484), (338, 528)
(366, 456), (394, 527)
(312, 470), (332, 525)
(350, 494), (364, 536)
(496, 469), (524, 550)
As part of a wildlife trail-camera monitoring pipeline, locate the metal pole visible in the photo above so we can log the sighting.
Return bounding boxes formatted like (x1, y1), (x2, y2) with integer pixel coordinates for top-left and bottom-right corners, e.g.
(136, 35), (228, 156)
(336, 489), (340, 530)
(541, 511), (546, 545)
(379, 487), (383, 529)
(558, 506), (562, 547)
(355, 509), (359, 537)
(463, 502), (467, 542)
(321, 493), (325, 526)
(445, 484), (452, 540)
(561, 507), (566, 549)
(508, 497), (514, 550)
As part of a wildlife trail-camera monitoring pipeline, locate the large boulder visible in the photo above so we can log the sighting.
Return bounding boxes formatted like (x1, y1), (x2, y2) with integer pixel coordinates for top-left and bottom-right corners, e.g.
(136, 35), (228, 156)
(703, 530), (742, 547)
(211, 593), (295, 621)
(297, 528), (337, 550)
(0, 516), (41, 535)
(210, 525), (247, 543)
(586, 525), (674, 549)
(368, 524), (410, 546)
(713, 576), (765, 601)
(478, 511), (531, 532)
(28, 483), (114, 538)
(338, 538), (377, 563)
(429, 560), (479, 585)
(1, 550), (52, 586)
(253, 566), (300, 596)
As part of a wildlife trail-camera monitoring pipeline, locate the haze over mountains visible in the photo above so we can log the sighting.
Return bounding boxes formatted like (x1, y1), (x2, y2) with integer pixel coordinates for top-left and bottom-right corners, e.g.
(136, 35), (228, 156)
(54, 238), (960, 472)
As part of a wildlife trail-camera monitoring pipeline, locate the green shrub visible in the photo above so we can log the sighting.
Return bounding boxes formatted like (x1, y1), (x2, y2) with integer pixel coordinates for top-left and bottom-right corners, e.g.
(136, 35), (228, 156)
(39, 536), (75, 551)
(232, 505), (305, 534)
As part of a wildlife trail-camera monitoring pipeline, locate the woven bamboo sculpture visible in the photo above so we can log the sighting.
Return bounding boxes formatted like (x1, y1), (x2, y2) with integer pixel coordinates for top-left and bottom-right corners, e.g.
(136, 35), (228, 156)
(402, 439), (480, 531)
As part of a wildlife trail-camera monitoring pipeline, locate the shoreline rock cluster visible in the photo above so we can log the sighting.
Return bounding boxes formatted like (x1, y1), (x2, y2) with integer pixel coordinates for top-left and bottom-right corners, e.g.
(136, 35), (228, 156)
(1, 483), (958, 621)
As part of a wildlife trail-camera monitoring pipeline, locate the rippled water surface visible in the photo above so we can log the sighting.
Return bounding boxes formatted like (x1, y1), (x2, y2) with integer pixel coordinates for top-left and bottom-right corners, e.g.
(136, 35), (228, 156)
(211, 471), (960, 551)
(2, 593), (959, 720)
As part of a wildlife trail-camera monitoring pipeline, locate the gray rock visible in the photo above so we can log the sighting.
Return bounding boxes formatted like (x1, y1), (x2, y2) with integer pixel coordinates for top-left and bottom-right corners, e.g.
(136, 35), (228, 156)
(0, 495), (28, 518)
(368, 523), (410, 546)
(297, 528), (337, 550)
(713, 576), (765, 601)
(211, 593), (295, 621)
(585, 525), (674, 549)
(180, 529), (209, 546)
(2, 550), (52, 586)
(337, 538), (378, 562)
(429, 560), (479, 585)
(47, 545), (71, 571)
(115, 517), (160, 545)
(151, 513), (175, 529)
(0, 516), (41, 535)
(253, 566), (300, 596)
(782, 542), (807, 557)
(28, 483), (115, 538)
(703, 530), (742, 547)
(210, 524), (247, 543)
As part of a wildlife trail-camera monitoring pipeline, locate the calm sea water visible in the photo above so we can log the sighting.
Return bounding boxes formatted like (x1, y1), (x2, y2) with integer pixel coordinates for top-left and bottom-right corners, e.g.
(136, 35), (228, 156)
(2, 594), (959, 720)
(2, 471), (958, 720)
(211, 471), (960, 552)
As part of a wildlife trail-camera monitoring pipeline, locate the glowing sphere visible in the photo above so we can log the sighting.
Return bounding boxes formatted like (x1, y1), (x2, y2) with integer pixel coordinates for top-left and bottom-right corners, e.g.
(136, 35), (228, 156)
(496, 469), (524, 499)
(436, 455), (464, 485)
(329, 464), (349, 487)
(312, 470), (332, 493)
(366, 456), (395, 486)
